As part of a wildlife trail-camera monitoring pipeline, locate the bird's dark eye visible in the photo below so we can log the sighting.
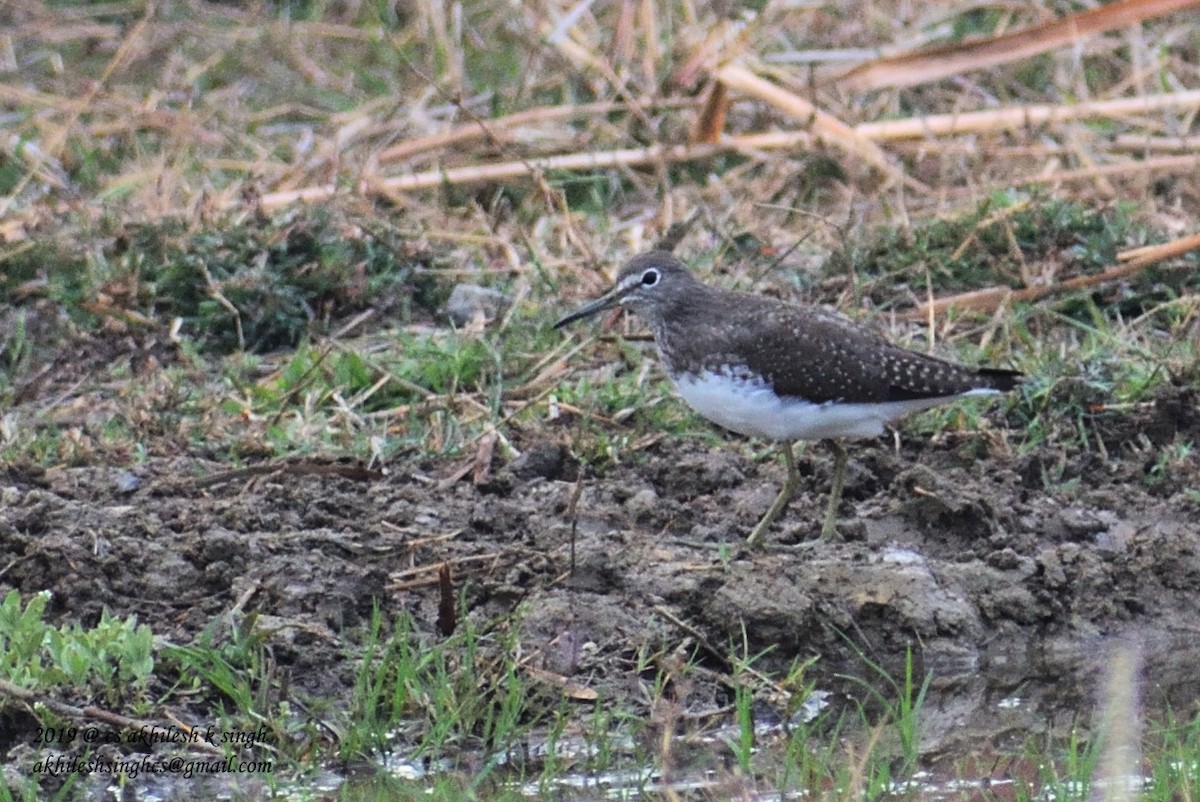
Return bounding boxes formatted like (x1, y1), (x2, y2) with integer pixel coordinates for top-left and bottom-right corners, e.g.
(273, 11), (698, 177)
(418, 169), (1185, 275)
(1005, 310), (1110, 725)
(641, 269), (660, 286)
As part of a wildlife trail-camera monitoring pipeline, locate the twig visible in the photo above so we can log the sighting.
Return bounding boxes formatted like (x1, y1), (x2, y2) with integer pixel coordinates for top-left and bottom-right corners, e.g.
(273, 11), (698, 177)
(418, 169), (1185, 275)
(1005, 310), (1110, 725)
(376, 98), (698, 164)
(652, 605), (790, 698)
(166, 461), (382, 492)
(900, 231), (1200, 320)
(713, 61), (918, 191)
(254, 141), (728, 208)
(856, 90), (1200, 140)
(837, 0), (1200, 92)
(0, 678), (223, 756)
(520, 664), (598, 701)
(1007, 153), (1200, 187)
(242, 85), (1200, 210)
(387, 552), (504, 590)
(566, 471), (584, 574)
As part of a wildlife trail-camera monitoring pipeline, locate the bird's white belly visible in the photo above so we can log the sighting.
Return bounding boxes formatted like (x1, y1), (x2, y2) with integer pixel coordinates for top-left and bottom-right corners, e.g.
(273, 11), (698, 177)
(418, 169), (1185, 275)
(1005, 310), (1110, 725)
(673, 370), (998, 442)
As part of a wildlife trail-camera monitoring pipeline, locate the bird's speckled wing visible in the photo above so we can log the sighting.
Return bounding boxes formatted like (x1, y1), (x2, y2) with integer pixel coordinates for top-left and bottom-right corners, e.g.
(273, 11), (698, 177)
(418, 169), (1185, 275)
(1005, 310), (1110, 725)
(674, 293), (1019, 404)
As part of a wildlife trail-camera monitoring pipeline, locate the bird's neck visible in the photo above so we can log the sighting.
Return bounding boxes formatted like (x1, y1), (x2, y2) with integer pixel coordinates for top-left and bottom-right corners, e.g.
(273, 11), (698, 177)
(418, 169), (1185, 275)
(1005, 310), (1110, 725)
(647, 285), (727, 375)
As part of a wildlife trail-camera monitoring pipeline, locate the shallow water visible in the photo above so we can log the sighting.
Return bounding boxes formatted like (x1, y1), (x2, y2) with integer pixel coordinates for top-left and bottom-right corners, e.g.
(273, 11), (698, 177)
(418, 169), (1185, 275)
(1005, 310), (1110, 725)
(349, 631), (1200, 801)
(45, 628), (1198, 801)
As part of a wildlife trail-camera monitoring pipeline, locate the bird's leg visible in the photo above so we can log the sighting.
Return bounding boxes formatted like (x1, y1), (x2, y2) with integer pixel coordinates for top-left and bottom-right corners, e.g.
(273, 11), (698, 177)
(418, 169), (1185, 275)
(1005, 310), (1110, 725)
(820, 439), (848, 541)
(746, 441), (799, 547)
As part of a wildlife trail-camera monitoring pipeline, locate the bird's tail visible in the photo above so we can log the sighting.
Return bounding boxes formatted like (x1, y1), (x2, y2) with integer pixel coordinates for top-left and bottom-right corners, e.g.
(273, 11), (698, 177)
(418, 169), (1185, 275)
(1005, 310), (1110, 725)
(975, 367), (1024, 392)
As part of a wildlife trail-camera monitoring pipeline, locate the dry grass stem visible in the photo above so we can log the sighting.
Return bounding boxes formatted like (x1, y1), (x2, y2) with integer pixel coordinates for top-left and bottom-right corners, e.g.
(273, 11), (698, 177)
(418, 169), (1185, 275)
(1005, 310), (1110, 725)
(1112, 134), (1200, 152)
(714, 61), (915, 188)
(376, 98), (699, 164)
(1002, 153), (1200, 187)
(255, 143), (732, 208)
(838, 0), (1200, 91)
(856, 90), (1200, 140)
(221, 90), (1200, 212)
(902, 231), (1200, 320)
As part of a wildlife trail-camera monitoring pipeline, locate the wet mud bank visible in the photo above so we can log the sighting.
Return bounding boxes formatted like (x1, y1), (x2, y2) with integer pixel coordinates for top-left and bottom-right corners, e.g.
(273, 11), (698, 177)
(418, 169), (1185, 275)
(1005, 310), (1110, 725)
(1, 384), (1198, 761)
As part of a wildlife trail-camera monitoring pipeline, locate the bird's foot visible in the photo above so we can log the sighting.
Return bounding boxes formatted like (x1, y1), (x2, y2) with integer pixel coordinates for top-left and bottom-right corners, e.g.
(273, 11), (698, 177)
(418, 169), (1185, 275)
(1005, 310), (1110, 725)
(819, 513), (842, 542)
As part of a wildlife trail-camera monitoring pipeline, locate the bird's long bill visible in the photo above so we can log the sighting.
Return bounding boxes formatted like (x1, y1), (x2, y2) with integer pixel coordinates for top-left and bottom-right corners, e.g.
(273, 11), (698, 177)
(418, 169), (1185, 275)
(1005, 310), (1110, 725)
(553, 290), (620, 329)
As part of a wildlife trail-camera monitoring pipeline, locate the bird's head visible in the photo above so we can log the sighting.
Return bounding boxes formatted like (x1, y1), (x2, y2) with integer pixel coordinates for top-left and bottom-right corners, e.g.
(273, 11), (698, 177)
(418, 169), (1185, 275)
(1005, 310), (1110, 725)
(553, 251), (698, 328)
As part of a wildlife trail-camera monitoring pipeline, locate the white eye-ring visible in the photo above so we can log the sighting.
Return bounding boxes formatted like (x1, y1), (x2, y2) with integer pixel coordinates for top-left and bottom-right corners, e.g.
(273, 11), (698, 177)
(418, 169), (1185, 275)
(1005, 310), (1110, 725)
(641, 268), (660, 286)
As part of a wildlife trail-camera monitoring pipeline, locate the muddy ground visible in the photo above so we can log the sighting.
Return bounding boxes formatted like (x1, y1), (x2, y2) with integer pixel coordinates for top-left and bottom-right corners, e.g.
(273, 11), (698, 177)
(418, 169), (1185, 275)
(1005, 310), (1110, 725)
(2, 374), (1198, 772)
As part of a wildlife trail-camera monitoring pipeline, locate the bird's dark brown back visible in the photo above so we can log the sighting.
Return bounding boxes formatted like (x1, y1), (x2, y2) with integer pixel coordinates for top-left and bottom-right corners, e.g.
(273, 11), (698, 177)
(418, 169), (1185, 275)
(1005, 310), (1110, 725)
(663, 289), (1022, 404)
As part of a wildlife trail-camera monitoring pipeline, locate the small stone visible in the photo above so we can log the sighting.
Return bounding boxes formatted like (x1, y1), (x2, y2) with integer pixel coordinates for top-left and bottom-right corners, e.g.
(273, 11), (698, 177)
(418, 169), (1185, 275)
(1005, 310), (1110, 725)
(1037, 548), (1068, 587)
(986, 547), (1022, 570)
(1056, 507), (1104, 538)
(114, 471), (141, 494)
(444, 284), (511, 328)
(624, 487), (660, 520)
